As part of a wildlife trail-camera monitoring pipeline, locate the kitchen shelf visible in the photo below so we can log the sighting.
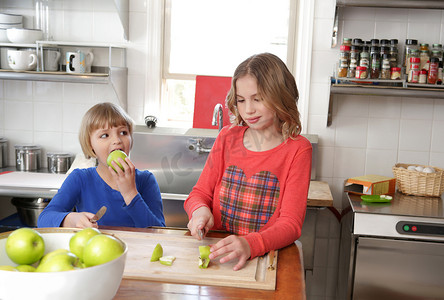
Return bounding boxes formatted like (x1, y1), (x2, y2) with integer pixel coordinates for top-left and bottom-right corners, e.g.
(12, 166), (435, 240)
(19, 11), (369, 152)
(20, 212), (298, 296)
(0, 41), (128, 110)
(328, 77), (444, 126)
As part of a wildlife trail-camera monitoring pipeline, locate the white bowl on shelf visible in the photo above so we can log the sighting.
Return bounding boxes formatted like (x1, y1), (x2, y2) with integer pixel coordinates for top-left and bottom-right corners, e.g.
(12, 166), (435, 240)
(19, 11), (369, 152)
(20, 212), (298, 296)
(0, 23), (23, 30)
(0, 13), (22, 24)
(6, 28), (42, 44)
(0, 228), (128, 300)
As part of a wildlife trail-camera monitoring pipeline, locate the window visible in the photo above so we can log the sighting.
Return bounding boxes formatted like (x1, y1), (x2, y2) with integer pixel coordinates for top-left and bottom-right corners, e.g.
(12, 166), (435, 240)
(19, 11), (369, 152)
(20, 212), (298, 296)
(146, 0), (313, 130)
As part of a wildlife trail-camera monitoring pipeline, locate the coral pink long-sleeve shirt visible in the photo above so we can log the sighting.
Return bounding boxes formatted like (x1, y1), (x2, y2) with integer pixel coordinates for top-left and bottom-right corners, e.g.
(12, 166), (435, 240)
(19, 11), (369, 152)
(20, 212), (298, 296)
(184, 125), (312, 259)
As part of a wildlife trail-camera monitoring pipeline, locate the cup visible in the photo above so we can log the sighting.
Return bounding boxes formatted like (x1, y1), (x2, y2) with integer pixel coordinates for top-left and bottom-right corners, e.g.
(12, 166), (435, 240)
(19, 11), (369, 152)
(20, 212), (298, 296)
(7, 49), (38, 71)
(43, 48), (61, 71)
(1, 47), (17, 70)
(65, 50), (94, 73)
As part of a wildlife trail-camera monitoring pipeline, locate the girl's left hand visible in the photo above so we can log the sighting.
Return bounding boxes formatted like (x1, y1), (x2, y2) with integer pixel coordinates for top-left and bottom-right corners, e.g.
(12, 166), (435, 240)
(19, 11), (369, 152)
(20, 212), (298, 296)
(209, 235), (251, 271)
(109, 157), (138, 205)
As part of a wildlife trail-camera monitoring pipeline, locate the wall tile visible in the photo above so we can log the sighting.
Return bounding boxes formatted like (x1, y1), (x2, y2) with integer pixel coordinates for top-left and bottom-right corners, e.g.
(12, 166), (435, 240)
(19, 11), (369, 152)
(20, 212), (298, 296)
(368, 96), (402, 118)
(335, 117), (368, 148)
(433, 99), (444, 121)
(374, 7), (409, 22)
(314, 0), (335, 19)
(308, 115), (336, 146)
(311, 50), (338, 84)
(333, 147), (366, 178)
(34, 82), (63, 102)
(431, 121), (444, 153)
(401, 98), (434, 119)
(4, 80), (33, 100)
(34, 102), (63, 132)
(407, 21), (441, 42)
(398, 150), (430, 165)
(335, 94), (369, 117)
(93, 12), (123, 43)
(399, 119), (432, 151)
(430, 152), (444, 168)
(63, 83), (94, 104)
(375, 21), (408, 40)
(365, 149), (398, 176)
(4, 101), (33, 131)
(318, 146), (335, 178)
(367, 118), (399, 150)
(63, 11), (94, 41)
(62, 132), (82, 154)
(313, 18), (335, 51)
(129, 11), (148, 44)
(62, 103), (92, 133)
(342, 19), (376, 41)
(309, 82), (330, 116)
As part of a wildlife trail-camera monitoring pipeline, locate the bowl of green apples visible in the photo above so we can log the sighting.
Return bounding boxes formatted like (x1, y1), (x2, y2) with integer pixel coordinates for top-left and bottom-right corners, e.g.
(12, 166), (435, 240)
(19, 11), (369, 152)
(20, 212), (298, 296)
(0, 227), (127, 300)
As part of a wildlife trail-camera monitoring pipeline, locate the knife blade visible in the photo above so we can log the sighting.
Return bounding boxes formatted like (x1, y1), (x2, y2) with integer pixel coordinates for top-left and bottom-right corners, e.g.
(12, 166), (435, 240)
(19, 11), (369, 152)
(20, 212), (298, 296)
(198, 228), (205, 240)
(90, 206), (107, 223)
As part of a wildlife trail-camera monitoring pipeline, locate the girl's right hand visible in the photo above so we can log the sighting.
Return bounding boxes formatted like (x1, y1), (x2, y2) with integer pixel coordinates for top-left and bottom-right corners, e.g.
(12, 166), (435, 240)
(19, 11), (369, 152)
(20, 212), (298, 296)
(187, 206), (214, 240)
(62, 212), (99, 228)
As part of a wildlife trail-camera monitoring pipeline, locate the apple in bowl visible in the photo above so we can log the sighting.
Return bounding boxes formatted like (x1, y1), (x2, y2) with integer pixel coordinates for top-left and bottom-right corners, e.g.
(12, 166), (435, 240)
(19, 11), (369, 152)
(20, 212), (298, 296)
(0, 228), (127, 300)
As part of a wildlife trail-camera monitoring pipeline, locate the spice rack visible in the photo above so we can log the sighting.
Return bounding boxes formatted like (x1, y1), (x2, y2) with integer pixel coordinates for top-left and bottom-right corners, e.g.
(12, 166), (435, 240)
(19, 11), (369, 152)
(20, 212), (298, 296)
(328, 77), (444, 126)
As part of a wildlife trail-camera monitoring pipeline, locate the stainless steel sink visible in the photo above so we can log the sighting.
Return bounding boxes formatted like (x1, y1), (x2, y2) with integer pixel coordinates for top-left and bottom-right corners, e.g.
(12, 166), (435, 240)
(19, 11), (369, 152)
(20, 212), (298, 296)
(131, 125), (318, 228)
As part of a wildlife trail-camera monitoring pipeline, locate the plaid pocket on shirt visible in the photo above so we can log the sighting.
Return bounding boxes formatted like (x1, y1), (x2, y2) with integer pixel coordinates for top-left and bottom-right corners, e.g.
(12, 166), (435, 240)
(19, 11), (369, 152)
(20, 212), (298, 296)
(220, 165), (280, 235)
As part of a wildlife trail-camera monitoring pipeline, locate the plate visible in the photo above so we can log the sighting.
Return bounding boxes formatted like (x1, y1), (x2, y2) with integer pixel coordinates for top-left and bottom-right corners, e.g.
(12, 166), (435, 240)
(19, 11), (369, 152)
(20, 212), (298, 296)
(360, 195), (392, 203)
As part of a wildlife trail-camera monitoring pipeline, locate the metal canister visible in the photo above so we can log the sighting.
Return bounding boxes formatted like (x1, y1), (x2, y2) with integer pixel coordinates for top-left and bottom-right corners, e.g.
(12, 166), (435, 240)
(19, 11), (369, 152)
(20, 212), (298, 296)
(15, 144), (42, 171)
(47, 152), (74, 173)
(0, 138), (7, 168)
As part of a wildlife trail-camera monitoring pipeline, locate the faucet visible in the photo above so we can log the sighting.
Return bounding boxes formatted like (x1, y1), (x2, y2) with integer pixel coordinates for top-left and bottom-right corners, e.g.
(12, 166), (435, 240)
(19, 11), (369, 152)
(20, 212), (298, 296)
(212, 103), (223, 131)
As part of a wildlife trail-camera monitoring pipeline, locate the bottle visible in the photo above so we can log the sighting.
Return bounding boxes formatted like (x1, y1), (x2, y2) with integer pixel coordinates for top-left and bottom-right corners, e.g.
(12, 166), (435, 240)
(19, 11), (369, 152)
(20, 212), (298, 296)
(355, 66), (367, 79)
(419, 69), (427, 84)
(403, 39), (419, 74)
(406, 49), (419, 76)
(428, 57), (439, 84)
(408, 57), (420, 83)
(342, 38), (352, 46)
(438, 62), (443, 84)
(432, 43), (443, 62)
(389, 46), (398, 68)
(391, 67), (401, 80)
(359, 46), (370, 78)
(381, 54), (391, 79)
(370, 51), (380, 79)
(338, 45), (350, 78)
(380, 39), (389, 47)
(371, 39), (380, 47)
(352, 38), (363, 46)
(348, 45), (360, 78)
(420, 50), (430, 71)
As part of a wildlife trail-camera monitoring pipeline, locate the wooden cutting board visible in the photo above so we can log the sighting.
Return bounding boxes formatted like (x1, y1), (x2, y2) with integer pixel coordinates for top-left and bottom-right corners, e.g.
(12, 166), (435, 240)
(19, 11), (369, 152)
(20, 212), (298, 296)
(102, 229), (277, 290)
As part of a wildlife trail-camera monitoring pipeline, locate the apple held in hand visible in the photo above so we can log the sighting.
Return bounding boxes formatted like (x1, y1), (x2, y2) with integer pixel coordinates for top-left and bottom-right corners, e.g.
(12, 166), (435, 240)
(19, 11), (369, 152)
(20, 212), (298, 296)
(36, 252), (81, 272)
(69, 228), (101, 261)
(107, 150), (128, 172)
(83, 234), (124, 267)
(5, 228), (45, 265)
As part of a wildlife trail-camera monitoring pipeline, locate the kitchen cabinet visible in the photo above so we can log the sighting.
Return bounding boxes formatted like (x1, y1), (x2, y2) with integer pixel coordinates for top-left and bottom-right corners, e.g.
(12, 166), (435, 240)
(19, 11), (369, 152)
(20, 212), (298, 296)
(328, 0), (444, 126)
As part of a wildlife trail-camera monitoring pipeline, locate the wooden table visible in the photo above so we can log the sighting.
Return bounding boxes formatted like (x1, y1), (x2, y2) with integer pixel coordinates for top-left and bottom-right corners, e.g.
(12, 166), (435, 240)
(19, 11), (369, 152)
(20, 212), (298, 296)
(104, 226), (306, 299)
(308, 181), (333, 207)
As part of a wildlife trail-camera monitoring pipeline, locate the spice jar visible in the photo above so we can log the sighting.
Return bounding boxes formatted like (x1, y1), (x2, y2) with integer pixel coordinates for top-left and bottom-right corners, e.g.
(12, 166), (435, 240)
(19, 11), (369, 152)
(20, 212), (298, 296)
(432, 44), (443, 61)
(370, 50), (380, 79)
(347, 45), (360, 78)
(342, 38), (352, 46)
(428, 57), (439, 84)
(438, 62), (443, 84)
(406, 48), (419, 76)
(352, 38), (363, 46)
(420, 50), (430, 71)
(338, 45), (350, 78)
(403, 39), (418, 74)
(408, 57), (420, 83)
(356, 66), (368, 79)
(419, 69), (427, 84)
(389, 46), (398, 68)
(381, 54), (391, 79)
(391, 67), (401, 80)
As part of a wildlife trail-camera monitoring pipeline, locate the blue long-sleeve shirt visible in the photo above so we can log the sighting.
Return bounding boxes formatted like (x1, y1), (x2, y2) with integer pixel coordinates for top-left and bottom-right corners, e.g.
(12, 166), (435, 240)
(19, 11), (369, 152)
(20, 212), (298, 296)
(37, 168), (165, 228)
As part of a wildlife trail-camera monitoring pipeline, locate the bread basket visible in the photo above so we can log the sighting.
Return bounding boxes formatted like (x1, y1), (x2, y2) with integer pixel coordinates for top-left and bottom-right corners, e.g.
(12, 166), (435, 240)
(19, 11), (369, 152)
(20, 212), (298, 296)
(392, 163), (444, 197)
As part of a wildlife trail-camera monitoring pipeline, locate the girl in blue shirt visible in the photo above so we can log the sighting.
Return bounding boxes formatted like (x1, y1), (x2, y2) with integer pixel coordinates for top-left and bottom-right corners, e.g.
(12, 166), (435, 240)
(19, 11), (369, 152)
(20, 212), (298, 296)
(38, 102), (165, 228)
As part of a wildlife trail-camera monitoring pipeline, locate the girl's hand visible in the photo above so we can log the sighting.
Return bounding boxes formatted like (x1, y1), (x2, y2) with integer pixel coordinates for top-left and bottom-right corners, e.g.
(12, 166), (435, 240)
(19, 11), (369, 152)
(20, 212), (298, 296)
(109, 157), (138, 205)
(209, 235), (251, 271)
(61, 212), (99, 228)
(187, 206), (214, 240)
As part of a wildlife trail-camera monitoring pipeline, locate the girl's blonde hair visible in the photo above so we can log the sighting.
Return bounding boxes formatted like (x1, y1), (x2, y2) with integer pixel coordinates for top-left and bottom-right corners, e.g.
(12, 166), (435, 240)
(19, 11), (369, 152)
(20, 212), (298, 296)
(79, 102), (134, 159)
(226, 53), (301, 140)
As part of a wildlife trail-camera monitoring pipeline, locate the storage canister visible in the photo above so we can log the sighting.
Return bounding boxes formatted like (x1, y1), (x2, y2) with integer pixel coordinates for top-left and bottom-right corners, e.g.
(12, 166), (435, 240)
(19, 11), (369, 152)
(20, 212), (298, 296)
(47, 152), (74, 173)
(0, 137), (7, 168)
(15, 144), (42, 171)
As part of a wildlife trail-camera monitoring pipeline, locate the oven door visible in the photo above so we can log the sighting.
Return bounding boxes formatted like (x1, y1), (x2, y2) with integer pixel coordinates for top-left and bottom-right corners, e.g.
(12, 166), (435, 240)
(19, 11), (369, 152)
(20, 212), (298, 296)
(353, 237), (444, 300)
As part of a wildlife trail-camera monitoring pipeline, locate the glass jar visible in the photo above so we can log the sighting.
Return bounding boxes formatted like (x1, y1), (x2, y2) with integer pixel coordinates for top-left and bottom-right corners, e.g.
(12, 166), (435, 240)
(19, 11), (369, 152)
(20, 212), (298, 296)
(370, 51), (381, 79)
(406, 48), (419, 76)
(420, 50), (430, 71)
(352, 38), (363, 46)
(403, 39), (419, 74)
(338, 45), (350, 78)
(438, 62), (443, 84)
(380, 39), (390, 47)
(381, 54), (391, 79)
(356, 66), (367, 79)
(408, 57), (420, 83)
(431, 49), (442, 62)
(428, 57), (439, 84)
(391, 67), (401, 80)
(420, 43), (429, 51)
(389, 46), (398, 68)
(419, 69), (427, 84)
(342, 38), (352, 46)
(371, 39), (380, 47)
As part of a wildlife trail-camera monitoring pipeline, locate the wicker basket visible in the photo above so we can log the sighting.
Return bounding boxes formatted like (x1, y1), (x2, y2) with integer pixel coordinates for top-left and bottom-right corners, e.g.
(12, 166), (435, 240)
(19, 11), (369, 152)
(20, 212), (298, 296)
(392, 163), (444, 197)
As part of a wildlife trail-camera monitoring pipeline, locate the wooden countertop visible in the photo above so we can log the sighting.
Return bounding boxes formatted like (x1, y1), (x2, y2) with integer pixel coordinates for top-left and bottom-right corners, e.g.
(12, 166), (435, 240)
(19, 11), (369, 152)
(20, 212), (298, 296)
(105, 226), (306, 299)
(308, 181), (333, 207)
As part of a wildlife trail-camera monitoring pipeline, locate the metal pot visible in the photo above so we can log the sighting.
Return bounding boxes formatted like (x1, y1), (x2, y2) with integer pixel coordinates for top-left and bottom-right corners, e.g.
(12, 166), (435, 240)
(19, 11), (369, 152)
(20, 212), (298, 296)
(11, 197), (50, 227)
(0, 137), (7, 168)
(47, 152), (74, 173)
(15, 144), (42, 171)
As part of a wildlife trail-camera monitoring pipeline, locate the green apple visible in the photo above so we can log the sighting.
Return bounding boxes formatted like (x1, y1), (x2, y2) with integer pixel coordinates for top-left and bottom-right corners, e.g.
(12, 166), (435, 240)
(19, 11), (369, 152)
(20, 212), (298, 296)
(198, 245), (211, 269)
(15, 265), (36, 272)
(150, 243), (163, 262)
(39, 248), (69, 265)
(83, 234), (124, 267)
(0, 265), (17, 272)
(5, 228), (45, 265)
(69, 228), (101, 261)
(36, 252), (81, 272)
(106, 150), (128, 172)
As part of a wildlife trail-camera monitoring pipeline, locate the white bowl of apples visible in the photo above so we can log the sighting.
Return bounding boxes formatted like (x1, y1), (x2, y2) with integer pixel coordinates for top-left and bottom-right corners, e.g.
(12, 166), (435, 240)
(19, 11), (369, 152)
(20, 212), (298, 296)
(0, 227), (128, 300)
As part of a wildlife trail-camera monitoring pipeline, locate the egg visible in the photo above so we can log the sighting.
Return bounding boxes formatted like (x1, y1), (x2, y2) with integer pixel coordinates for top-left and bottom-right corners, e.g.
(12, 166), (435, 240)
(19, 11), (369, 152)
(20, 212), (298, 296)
(407, 165), (417, 171)
(423, 167), (435, 173)
(415, 166), (424, 172)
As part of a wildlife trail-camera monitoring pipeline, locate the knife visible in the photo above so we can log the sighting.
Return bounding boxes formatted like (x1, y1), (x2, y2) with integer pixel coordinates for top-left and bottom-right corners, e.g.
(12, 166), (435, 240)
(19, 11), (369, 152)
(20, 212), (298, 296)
(90, 206), (107, 223)
(198, 228), (205, 240)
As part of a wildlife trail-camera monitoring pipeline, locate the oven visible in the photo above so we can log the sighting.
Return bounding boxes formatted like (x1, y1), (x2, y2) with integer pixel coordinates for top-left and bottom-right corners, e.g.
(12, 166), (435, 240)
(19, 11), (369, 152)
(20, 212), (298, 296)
(339, 193), (444, 300)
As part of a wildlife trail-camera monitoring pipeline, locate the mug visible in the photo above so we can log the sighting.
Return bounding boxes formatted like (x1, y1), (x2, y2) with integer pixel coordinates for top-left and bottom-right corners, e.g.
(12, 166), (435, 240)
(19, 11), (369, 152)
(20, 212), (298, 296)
(65, 50), (94, 73)
(43, 48), (61, 71)
(1, 47), (17, 70)
(8, 49), (38, 71)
